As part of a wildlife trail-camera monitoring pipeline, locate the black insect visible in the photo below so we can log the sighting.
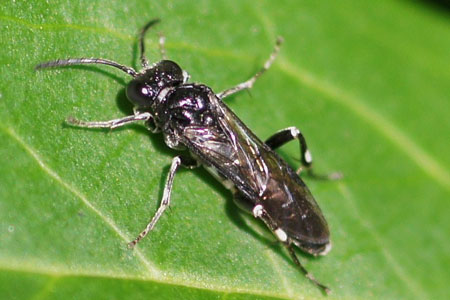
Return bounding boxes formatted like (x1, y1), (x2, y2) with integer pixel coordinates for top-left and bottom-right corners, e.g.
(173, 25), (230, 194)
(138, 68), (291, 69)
(36, 19), (341, 294)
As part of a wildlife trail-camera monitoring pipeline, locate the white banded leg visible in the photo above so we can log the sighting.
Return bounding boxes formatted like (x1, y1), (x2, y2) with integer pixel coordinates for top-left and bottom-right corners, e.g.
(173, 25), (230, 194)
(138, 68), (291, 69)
(218, 37), (283, 99)
(265, 126), (342, 180)
(252, 204), (330, 294)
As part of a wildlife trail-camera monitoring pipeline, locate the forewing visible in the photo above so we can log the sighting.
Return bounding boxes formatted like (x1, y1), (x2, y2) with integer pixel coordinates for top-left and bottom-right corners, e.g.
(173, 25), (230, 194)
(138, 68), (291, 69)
(183, 94), (270, 197)
(261, 157), (330, 245)
(182, 93), (329, 245)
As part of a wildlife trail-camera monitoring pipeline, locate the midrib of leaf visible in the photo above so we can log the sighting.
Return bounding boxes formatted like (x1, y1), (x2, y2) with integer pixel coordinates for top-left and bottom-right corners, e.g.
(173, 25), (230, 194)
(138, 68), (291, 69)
(0, 260), (293, 300)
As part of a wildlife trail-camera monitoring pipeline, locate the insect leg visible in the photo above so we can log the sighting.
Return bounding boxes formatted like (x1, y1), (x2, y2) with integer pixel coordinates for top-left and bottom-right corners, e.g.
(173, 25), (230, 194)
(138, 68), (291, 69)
(265, 127), (342, 180)
(217, 37), (283, 99)
(139, 19), (161, 69)
(286, 244), (331, 295)
(252, 204), (330, 294)
(66, 112), (153, 129)
(128, 155), (199, 248)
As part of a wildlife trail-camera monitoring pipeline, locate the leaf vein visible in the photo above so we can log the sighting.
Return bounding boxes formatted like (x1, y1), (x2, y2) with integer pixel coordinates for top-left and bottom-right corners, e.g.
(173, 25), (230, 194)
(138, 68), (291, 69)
(0, 126), (160, 278)
(337, 183), (429, 299)
(31, 276), (59, 300)
(278, 60), (450, 191)
(0, 263), (291, 300)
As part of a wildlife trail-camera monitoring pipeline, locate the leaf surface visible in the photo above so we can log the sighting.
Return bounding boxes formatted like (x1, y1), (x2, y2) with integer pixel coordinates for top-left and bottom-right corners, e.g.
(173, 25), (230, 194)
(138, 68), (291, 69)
(1, 1), (449, 299)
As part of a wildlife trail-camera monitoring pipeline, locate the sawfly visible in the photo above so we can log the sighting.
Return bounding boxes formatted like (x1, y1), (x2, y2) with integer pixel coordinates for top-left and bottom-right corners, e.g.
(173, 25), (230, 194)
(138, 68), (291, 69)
(36, 19), (341, 294)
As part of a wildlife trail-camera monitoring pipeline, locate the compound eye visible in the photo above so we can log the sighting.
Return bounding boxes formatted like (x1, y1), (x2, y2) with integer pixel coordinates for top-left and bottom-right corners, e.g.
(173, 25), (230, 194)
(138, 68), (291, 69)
(126, 79), (155, 108)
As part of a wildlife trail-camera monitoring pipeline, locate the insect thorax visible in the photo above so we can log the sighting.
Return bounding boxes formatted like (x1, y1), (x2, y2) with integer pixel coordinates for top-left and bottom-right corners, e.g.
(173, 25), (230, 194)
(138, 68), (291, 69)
(156, 84), (219, 148)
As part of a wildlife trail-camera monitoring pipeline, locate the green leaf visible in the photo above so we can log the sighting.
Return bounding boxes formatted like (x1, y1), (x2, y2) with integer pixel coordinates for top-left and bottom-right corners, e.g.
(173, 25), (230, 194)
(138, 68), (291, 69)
(1, 1), (449, 299)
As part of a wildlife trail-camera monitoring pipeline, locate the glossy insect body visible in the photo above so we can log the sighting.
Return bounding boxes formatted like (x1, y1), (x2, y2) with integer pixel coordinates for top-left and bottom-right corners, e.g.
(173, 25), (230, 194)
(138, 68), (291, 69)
(36, 19), (340, 294)
(176, 86), (331, 253)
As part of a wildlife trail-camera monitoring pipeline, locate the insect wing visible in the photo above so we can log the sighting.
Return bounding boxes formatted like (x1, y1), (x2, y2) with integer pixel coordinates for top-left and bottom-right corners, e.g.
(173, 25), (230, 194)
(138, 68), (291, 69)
(183, 93), (329, 245)
(260, 158), (330, 246)
(183, 94), (269, 198)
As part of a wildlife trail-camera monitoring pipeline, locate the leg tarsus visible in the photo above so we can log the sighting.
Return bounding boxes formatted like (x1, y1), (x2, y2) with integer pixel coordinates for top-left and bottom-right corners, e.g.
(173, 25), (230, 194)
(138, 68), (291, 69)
(286, 244), (331, 295)
(218, 37), (283, 99)
(252, 204), (331, 294)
